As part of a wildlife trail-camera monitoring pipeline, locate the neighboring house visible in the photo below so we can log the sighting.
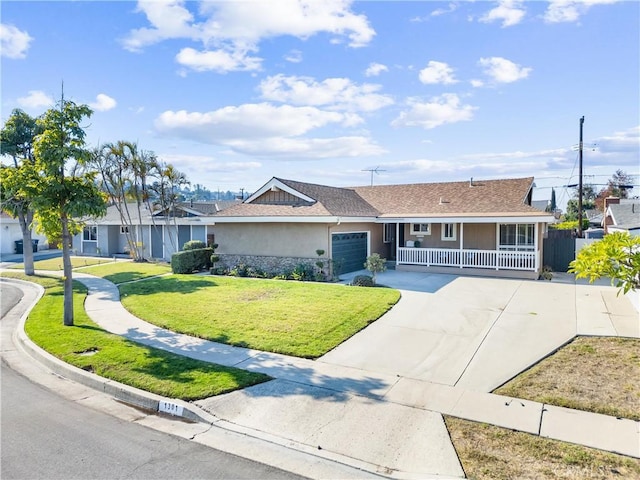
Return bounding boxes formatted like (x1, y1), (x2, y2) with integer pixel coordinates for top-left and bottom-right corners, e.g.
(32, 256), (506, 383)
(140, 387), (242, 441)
(584, 209), (604, 228)
(531, 199), (549, 212)
(72, 201), (237, 260)
(0, 211), (49, 255)
(207, 176), (554, 279)
(603, 198), (640, 237)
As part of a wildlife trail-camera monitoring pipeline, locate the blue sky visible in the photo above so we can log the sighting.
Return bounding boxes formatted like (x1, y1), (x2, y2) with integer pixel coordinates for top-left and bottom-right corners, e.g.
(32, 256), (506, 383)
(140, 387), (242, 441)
(2, 1), (638, 208)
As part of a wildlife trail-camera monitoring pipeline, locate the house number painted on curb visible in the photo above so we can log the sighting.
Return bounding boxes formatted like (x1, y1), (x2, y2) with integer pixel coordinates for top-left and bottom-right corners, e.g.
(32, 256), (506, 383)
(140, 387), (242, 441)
(158, 401), (184, 416)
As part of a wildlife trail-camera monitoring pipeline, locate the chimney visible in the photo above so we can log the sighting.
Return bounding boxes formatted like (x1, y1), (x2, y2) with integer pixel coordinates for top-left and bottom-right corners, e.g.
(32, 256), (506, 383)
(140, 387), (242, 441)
(604, 196), (620, 211)
(469, 177), (473, 187)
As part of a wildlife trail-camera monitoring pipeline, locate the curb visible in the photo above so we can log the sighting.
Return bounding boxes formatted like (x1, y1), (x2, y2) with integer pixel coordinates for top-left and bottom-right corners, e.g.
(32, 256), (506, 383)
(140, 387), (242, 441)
(6, 276), (218, 425)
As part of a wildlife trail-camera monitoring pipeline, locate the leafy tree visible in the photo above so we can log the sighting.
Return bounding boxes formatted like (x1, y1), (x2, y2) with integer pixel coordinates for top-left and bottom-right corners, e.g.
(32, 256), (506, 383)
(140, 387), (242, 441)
(569, 232), (640, 294)
(564, 184), (596, 221)
(91, 141), (155, 261)
(30, 97), (107, 326)
(364, 253), (386, 284)
(0, 109), (40, 275)
(149, 161), (189, 253)
(595, 169), (634, 211)
(546, 188), (557, 213)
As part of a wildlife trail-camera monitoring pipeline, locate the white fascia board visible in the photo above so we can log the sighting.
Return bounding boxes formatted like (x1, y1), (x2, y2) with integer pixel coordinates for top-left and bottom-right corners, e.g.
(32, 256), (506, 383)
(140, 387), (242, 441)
(201, 216), (375, 224)
(244, 178), (315, 204)
(376, 215), (555, 224)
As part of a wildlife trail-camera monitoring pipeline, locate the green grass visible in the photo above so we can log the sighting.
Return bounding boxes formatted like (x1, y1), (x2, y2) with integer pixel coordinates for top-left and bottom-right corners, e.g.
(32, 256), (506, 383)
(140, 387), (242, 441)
(1, 271), (270, 400)
(83, 261), (171, 284)
(120, 275), (401, 358)
(10, 256), (114, 271)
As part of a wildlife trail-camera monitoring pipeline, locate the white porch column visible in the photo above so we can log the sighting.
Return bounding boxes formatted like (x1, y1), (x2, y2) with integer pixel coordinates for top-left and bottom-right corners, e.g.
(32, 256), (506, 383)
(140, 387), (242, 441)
(459, 222), (464, 268)
(534, 222), (540, 271)
(395, 222), (400, 267)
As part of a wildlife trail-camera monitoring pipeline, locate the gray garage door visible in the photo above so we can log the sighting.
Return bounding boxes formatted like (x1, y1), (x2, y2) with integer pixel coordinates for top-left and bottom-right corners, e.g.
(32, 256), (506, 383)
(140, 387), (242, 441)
(332, 232), (368, 274)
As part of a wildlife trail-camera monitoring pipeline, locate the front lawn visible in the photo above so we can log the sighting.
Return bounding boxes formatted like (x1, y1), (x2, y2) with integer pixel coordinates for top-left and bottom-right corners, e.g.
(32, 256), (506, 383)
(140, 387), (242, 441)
(83, 261), (171, 284)
(445, 417), (640, 479)
(494, 336), (640, 421)
(119, 275), (401, 358)
(10, 255), (114, 271)
(1, 272), (270, 400)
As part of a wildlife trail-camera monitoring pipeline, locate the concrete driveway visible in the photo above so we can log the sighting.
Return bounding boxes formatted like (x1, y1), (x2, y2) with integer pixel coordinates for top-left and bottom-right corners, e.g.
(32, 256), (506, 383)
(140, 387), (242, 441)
(324, 270), (639, 392)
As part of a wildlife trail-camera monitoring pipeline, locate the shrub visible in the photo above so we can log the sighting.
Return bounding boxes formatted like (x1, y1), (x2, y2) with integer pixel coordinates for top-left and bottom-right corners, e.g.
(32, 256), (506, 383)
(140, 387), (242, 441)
(183, 240), (207, 251)
(171, 247), (213, 274)
(351, 275), (375, 287)
(364, 253), (386, 284)
(291, 263), (314, 281)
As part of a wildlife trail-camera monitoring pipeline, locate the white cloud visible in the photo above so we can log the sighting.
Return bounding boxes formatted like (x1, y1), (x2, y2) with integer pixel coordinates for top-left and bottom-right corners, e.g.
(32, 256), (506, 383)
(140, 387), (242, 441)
(595, 126), (640, 154)
(160, 153), (262, 173)
(478, 57), (531, 83)
(479, 1), (526, 27)
(430, 3), (458, 17)
(364, 62), (388, 77)
(284, 49), (303, 63)
(89, 93), (117, 112)
(544, 0), (618, 24)
(175, 47), (262, 73)
(0, 23), (33, 59)
(122, 0), (197, 52)
(123, 0), (375, 73)
(258, 74), (393, 112)
(154, 102), (383, 158)
(470, 79), (484, 88)
(391, 93), (476, 130)
(418, 61), (457, 85)
(17, 90), (54, 110)
(225, 136), (385, 158)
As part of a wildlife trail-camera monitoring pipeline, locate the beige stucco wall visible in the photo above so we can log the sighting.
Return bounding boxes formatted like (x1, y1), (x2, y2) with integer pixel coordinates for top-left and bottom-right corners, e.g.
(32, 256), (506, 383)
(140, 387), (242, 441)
(214, 223), (330, 258)
(403, 222), (497, 250)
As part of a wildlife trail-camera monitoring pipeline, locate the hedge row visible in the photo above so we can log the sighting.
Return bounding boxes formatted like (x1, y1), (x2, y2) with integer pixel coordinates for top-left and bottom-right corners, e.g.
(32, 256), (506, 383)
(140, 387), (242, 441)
(171, 247), (213, 274)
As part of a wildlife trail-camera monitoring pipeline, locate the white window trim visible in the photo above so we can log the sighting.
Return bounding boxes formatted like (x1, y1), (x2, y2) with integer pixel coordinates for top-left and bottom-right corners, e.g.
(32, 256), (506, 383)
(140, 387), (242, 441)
(441, 223), (457, 241)
(383, 224), (394, 243)
(498, 223), (535, 251)
(411, 223), (431, 235)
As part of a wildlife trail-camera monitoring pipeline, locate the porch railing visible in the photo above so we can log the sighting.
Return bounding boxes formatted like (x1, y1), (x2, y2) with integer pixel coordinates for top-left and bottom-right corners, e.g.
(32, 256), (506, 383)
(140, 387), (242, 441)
(397, 247), (538, 271)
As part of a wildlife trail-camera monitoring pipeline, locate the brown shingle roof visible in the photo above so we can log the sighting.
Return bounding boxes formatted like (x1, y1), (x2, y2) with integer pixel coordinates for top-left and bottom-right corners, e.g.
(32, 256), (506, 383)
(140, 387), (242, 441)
(353, 177), (539, 217)
(213, 176), (544, 219)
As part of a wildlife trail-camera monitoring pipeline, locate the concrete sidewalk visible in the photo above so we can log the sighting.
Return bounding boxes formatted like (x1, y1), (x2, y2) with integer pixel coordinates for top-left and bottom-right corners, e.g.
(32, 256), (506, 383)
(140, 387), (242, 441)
(2, 270), (639, 478)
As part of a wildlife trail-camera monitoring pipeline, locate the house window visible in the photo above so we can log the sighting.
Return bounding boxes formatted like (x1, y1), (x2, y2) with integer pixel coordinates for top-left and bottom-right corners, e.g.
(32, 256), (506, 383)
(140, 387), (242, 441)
(83, 225), (97, 241)
(383, 224), (394, 243)
(120, 225), (129, 234)
(499, 224), (534, 250)
(441, 223), (456, 241)
(411, 223), (431, 235)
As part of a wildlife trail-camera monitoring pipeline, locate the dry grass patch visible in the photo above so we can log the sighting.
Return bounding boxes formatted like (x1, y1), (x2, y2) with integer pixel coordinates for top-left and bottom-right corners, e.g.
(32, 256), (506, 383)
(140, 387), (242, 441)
(494, 336), (640, 421)
(445, 417), (640, 480)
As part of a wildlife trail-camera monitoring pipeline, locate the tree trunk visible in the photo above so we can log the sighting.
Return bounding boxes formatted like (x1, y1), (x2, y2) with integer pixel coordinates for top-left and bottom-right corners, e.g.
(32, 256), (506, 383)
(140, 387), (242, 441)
(60, 213), (74, 326)
(18, 210), (35, 276)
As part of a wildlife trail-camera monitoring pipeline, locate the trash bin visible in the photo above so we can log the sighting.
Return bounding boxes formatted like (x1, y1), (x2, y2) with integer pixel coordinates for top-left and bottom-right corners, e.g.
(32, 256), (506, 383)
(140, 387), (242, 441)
(14, 239), (39, 254)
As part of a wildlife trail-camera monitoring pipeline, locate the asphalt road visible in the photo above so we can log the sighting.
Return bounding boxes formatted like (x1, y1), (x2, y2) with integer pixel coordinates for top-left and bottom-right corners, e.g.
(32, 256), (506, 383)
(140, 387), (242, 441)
(0, 283), (23, 319)
(0, 283), (306, 480)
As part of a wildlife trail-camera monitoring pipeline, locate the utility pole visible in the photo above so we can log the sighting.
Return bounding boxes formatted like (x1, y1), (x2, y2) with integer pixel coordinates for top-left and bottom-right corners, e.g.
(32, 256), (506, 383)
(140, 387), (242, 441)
(578, 116), (584, 238)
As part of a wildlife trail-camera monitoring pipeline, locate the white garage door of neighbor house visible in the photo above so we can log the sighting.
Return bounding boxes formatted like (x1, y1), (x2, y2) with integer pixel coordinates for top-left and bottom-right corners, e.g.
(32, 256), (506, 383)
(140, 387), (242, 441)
(332, 232), (368, 274)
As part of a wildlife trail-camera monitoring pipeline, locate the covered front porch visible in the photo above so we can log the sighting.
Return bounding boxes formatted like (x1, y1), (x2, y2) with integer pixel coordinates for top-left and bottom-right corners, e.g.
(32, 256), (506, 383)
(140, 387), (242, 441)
(396, 247), (540, 279)
(380, 219), (545, 280)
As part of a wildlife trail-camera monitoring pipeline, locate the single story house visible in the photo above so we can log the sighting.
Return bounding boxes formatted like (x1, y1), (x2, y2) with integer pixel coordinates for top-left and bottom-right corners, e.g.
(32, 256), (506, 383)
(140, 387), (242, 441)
(206, 176), (554, 279)
(0, 211), (49, 255)
(603, 198), (640, 236)
(71, 201), (236, 260)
